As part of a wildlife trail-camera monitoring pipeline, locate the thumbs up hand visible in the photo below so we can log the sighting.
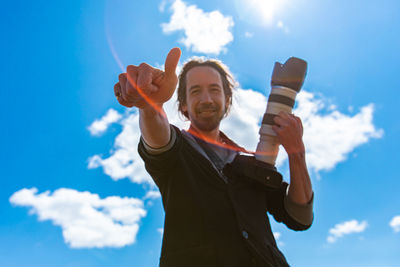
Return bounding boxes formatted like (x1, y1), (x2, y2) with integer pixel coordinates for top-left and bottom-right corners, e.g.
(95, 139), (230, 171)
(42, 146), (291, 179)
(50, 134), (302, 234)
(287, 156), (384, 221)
(114, 47), (181, 109)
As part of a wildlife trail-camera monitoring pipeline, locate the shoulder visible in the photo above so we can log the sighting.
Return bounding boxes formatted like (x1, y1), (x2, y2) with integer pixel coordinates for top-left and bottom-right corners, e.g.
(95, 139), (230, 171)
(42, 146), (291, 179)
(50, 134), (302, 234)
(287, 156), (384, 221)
(139, 124), (183, 155)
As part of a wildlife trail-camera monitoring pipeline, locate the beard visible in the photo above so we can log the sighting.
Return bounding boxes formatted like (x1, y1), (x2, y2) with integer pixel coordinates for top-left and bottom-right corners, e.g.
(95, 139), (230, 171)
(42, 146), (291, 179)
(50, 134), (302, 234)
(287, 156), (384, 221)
(189, 103), (225, 132)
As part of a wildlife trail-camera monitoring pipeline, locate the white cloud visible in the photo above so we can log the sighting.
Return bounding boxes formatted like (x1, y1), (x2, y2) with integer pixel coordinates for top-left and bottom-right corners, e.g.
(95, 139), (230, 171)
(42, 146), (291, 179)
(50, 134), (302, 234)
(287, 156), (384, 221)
(223, 89), (383, 174)
(88, 109), (122, 136)
(10, 188), (146, 248)
(273, 231), (284, 246)
(161, 0), (234, 55)
(273, 231), (281, 240)
(389, 216), (400, 232)
(294, 91), (383, 173)
(221, 88), (267, 151)
(157, 228), (164, 235)
(327, 219), (368, 243)
(143, 190), (161, 200)
(244, 32), (254, 38)
(87, 90), (189, 186)
(89, 88), (382, 185)
(276, 20), (289, 34)
(159, 0), (167, 12)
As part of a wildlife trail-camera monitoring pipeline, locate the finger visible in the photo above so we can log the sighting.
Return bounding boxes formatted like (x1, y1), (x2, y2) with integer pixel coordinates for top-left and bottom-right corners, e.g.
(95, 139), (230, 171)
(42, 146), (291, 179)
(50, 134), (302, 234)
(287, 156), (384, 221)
(114, 83), (129, 105)
(164, 47), (181, 78)
(273, 115), (288, 127)
(294, 116), (304, 135)
(118, 73), (127, 91)
(118, 97), (135, 107)
(114, 82), (121, 97)
(115, 83), (125, 102)
(126, 65), (139, 98)
(279, 111), (292, 119)
(272, 125), (282, 136)
(294, 115), (302, 124)
(283, 112), (299, 126)
(115, 83), (137, 107)
(137, 63), (158, 94)
(126, 65), (137, 86)
(126, 66), (152, 105)
(114, 73), (125, 96)
(152, 68), (164, 85)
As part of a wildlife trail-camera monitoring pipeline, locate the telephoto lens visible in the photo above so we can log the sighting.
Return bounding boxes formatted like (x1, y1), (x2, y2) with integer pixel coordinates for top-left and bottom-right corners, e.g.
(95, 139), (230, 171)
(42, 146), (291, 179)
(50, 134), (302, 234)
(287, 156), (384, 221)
(255, 57), (307, 165)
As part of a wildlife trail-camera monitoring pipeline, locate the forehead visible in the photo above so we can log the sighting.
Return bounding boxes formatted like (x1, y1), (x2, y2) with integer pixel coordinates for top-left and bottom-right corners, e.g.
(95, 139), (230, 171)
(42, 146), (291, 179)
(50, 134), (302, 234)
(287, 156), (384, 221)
(185, 66), (223, 88)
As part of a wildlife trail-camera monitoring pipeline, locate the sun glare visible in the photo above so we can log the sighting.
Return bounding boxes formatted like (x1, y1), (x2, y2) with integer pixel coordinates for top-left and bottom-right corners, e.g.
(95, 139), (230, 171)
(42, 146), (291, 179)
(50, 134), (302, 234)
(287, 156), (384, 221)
(247, 0), (286, 25)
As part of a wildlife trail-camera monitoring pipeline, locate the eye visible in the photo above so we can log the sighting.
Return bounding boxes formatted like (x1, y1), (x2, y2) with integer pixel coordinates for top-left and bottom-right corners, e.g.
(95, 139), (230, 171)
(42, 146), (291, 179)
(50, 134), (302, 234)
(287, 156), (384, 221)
(190, 89), (200, 95)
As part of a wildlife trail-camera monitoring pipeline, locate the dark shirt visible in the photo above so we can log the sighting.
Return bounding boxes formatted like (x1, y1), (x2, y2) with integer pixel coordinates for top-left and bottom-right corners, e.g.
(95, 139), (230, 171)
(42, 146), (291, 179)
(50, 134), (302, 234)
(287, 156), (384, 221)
(138, 125), (312, 267)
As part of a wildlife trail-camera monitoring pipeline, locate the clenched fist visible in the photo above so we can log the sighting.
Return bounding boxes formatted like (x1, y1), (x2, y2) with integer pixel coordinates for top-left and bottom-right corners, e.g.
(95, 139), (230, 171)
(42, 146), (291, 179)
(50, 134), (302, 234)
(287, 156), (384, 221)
(114, 47), (181, 109)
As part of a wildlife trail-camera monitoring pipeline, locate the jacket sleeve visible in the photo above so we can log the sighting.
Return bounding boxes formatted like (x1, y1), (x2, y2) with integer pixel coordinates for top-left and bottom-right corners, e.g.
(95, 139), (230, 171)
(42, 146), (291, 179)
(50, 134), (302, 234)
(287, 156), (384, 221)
(137, 124), (182, 189)
(265, 182), (313, 231)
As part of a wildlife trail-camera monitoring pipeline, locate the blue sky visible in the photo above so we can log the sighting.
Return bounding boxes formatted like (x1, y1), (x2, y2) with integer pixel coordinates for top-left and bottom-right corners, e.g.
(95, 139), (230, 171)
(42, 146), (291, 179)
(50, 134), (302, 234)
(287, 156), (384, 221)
(1, 0), (399, 266)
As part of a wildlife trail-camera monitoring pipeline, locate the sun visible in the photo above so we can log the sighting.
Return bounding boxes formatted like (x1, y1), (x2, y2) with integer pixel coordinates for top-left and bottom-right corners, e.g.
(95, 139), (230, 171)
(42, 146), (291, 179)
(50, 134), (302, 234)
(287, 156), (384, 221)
(235, 0), (286, 26)
(250, 0), (286, 24)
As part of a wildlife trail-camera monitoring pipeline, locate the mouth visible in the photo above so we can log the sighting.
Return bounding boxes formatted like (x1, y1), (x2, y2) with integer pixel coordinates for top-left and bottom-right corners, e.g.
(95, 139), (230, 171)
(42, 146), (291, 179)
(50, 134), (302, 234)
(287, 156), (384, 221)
(197, 109), (217, 116)
(199, 109), (215, 113)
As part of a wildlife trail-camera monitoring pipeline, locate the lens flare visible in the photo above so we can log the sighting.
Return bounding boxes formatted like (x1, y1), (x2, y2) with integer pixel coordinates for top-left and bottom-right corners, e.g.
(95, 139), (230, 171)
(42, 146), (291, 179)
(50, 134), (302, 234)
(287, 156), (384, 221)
(234, 0), (287, 26)
(105, 17), (167, 117)
(103, 2), (288, 156)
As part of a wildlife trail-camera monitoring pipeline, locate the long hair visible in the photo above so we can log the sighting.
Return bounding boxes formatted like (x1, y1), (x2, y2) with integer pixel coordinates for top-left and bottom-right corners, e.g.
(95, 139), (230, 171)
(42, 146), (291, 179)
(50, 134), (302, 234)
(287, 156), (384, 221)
(177, 58), (236, 119)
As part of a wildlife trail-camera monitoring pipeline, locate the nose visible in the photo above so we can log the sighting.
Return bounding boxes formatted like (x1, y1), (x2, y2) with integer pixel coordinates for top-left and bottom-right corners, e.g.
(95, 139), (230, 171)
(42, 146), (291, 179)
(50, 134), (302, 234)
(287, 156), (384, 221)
(199, 91), (213, 104)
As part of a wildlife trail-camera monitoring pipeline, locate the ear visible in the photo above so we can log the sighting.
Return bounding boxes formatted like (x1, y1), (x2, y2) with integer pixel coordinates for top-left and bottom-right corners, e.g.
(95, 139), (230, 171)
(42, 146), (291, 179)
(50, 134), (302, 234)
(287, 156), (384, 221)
(182, 103), (187, 113)
(225, 96), (230, 110)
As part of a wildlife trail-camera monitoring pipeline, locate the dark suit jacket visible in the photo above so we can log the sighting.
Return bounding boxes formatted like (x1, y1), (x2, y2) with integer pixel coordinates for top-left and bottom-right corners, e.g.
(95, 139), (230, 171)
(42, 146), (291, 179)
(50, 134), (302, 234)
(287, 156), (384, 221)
(138, 125), (311, 267)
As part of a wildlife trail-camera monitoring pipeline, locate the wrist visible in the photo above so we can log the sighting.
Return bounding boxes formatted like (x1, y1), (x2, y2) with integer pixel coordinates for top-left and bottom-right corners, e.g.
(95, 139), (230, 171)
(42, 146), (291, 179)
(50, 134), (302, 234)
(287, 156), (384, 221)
(285, 142), (305, 155)
(288, 151), (307, 170)
(288, 151), (306, 160)
(140, 101), (162, 112)
(140, 105), (158, 118)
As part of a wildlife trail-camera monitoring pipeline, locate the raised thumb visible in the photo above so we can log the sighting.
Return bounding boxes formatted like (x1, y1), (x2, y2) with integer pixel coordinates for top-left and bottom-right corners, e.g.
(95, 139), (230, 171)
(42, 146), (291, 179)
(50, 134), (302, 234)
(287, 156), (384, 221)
(164, 47), (181, 78)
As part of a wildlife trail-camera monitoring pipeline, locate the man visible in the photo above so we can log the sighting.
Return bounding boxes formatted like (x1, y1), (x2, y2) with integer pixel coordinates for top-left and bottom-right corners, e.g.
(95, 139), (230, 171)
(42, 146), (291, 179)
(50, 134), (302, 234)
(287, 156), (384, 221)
(114, 47), (313, 267)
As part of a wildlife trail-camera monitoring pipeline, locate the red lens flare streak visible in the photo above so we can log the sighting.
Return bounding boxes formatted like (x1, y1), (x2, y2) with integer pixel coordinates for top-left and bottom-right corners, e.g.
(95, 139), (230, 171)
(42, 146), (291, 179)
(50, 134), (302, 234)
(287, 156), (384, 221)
(105, 20), (277, 156)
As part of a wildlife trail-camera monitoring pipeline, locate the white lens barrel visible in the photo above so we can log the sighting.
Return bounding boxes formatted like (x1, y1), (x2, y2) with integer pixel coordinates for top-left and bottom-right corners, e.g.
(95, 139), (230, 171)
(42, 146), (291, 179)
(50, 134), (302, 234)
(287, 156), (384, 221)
(255, 134), (280, 165)
(255, 85), (298, 165)
(271, 86), (297, 99)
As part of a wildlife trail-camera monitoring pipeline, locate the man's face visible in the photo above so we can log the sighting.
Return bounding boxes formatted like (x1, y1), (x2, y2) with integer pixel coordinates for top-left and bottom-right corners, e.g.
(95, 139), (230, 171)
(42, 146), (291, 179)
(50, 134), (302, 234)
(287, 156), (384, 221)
(182, 66), (228, 132)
